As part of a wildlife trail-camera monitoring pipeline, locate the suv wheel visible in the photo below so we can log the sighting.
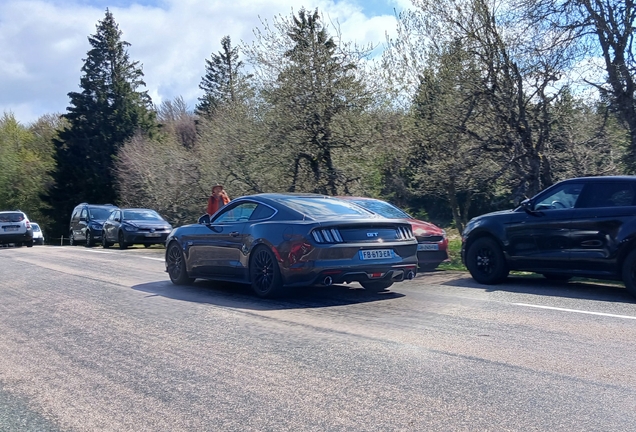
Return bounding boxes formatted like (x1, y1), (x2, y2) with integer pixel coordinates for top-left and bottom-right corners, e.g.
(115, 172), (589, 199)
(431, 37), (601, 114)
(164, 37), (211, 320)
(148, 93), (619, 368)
(466, 237), (509, 284)
(69, 232), (75, 246)
(622, 249), (636, 297)
(85, 231), (94, 247)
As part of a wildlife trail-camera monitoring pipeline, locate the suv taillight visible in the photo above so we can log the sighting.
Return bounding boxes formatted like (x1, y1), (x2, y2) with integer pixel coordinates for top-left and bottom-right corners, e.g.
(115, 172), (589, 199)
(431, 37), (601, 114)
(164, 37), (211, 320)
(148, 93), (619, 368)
(25, 220), (31, 229)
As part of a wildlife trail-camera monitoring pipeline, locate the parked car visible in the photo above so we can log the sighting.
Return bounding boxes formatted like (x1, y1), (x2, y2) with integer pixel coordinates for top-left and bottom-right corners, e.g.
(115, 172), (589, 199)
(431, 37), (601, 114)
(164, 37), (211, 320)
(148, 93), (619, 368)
(102, 208), (173, 249)
(461, 175), (636, 297)
(0, 210), (33, 247)
(337, 196), (449, 271)
(69, 203), (118, 247)
(31, 222), (44, 245)
(165, 193), (418, 298)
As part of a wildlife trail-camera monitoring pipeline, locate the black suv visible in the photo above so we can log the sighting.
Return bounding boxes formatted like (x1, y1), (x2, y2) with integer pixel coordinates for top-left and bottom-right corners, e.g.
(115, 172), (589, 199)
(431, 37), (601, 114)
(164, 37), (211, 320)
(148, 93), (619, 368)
(69, 203), (118, 247)
(461, 176), (636, 297)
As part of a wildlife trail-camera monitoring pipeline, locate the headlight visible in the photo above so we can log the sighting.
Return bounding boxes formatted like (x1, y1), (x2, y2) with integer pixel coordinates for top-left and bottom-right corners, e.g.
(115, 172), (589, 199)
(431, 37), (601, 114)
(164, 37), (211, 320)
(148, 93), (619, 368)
(123, 224), (138, 232)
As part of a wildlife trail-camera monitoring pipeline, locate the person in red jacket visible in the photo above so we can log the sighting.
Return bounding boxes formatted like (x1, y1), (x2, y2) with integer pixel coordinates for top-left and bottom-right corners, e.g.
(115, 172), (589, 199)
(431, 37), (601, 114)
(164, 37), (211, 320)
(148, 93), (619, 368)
(207, 184), (230, 216)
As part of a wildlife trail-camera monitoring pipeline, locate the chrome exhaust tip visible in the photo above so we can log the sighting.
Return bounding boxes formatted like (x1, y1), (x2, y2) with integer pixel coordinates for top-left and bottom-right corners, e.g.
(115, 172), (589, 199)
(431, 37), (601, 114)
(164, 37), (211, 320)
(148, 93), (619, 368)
(323, 276), (333, 286)
(406, 271), (415, 280)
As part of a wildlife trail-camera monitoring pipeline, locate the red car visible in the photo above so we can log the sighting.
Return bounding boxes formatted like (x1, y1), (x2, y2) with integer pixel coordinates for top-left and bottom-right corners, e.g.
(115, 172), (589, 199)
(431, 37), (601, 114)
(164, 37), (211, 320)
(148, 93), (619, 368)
(338, 197), (449, 271)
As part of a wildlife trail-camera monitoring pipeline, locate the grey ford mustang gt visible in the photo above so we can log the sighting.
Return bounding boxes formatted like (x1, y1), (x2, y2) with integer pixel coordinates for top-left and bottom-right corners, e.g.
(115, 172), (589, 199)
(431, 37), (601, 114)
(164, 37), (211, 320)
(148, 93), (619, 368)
(165, 193), (418, 298)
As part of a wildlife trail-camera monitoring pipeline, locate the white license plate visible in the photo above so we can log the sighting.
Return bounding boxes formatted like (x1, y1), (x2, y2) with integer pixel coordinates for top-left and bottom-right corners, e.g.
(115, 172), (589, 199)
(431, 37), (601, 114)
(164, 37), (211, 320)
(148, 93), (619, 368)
(359, 249), (394, 260)
(145, 233), (161, 237)
(418, 243), (439, 251)
(3, 226), (18, 232)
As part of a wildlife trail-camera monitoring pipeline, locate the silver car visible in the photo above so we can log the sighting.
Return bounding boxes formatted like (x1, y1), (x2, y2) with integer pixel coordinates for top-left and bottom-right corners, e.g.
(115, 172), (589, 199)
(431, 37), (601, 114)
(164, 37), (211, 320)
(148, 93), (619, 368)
(0, 211), (33, 247)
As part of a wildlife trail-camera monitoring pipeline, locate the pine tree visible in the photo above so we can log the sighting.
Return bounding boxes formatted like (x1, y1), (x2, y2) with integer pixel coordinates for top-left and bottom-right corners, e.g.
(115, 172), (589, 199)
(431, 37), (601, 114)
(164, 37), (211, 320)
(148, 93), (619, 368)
(47, 9), (156, 238)
(196, 36), (250, 117)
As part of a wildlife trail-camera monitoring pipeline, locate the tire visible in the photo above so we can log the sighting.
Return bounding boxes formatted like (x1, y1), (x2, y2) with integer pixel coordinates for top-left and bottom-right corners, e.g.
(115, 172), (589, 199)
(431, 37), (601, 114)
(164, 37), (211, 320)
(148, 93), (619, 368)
(466, 237), (509, 284)
(102, 234), (111, 249)
(542, 273), (572, 282)
(166, 242), (194, 285)
(144, 244), (151, 248)
(26, 241), (33, 248)
(361, 280), (394, 292)
(118, 231), (128, 250)
(85, 230), (94, 247)
(622, 249), (636, 297)
(69, 232), (75, 246)
(250, 246), (284, 298)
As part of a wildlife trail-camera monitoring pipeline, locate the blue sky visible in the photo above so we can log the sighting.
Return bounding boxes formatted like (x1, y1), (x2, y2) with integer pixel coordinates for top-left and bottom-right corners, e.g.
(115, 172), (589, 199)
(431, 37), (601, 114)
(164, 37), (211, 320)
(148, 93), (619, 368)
(0, 0), (410, 124)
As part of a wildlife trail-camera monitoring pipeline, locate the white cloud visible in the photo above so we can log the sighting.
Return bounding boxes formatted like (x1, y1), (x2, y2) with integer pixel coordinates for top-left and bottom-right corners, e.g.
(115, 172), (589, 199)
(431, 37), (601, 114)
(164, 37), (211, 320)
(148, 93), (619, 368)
(0, 0), (404, 124)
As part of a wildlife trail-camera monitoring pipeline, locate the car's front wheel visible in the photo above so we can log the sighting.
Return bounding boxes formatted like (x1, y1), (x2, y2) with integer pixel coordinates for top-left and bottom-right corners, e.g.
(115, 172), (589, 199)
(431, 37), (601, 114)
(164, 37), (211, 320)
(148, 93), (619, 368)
(621, 249), (636, 297)
(69, 232), (75, 246)
(118, 231), (128, 250)
(466, 237), (509, 284)
(85, 231), (94, 247)
(250, 246), (284, 298)
(102, 234), (111, 249)
(166, 242), (194, 285)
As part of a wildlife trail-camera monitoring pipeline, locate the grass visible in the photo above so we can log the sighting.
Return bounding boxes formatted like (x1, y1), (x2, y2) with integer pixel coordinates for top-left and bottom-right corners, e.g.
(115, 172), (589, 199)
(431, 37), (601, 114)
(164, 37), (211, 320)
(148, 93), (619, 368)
(437, 233), (466, 271)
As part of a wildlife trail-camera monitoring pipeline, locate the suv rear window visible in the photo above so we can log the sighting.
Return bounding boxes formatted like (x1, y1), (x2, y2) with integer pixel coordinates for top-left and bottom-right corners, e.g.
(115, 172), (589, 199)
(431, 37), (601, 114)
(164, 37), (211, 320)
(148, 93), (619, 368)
(0, 213), (25, 222)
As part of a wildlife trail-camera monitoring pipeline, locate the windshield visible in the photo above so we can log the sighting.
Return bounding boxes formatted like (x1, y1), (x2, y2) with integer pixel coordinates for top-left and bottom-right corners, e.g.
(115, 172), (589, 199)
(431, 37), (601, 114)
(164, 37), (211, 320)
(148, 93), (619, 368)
(349, 199), (410, 219)
(89, 208), (114, 220)
(123, 209), (163, 221)
(282, 197), (374, 219)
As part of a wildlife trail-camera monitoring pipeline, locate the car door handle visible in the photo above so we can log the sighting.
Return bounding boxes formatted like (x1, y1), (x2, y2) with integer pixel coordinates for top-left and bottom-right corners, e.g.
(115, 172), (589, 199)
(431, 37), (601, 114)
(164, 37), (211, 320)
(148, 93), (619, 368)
(230, 231), (240, 237)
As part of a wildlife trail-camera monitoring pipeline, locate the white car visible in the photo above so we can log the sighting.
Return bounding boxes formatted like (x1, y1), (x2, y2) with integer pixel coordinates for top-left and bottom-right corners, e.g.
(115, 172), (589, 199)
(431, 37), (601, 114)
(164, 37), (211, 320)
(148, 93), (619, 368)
(0, 211), (33, 247)
(31, 222), (44, 245)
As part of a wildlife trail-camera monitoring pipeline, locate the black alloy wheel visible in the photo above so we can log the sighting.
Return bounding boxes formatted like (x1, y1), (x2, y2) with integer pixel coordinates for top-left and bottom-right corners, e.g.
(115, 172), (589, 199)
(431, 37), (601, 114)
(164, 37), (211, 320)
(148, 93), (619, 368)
(85, 230), (94, 247)
(118, 231), (128, 250)
(622, 249), (636, 297)
(166, 242), (194, 285)
(250, 246), (284, 298)
(466, 237), (509, 284)
(361, 280), (394, 292)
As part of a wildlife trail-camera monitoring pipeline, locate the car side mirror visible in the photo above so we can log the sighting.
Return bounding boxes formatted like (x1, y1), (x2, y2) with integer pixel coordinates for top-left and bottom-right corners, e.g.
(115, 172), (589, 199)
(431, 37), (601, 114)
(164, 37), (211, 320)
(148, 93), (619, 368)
(198, 214), (211, 224)
(519, 199), (534, 213)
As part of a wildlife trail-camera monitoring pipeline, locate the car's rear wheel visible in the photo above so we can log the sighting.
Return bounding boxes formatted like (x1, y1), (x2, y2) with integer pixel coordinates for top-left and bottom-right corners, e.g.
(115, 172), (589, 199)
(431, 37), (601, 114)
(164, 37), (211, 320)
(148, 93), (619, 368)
(361, 280), (393, 292)
(118, 231), (128, 250)
(85, 231), (94, 247)
(466, 237), (509, 284)
(25, 241), (33, 248)
(250, 246), (284, 298)
(166, 242), (194, 285)
(621, 249), (636, 297)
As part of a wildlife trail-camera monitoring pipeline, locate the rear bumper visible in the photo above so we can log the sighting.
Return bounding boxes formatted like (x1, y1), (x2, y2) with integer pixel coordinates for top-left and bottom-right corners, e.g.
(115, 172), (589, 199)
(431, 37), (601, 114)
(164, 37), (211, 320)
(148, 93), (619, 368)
(283, 263), (418, 287)
(0, 232), (33, 244)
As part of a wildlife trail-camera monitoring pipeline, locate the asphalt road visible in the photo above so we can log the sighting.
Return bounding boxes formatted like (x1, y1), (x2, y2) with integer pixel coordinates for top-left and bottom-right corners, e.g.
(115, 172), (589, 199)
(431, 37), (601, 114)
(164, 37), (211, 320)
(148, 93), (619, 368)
(1, 245), (636, 431)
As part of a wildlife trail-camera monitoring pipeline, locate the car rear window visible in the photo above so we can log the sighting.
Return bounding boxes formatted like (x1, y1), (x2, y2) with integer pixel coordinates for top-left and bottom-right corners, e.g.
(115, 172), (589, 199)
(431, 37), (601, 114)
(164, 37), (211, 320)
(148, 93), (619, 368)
(0, 213), (24, 223)
(282, 197), (374, 218)
(349, 199), (410, 219)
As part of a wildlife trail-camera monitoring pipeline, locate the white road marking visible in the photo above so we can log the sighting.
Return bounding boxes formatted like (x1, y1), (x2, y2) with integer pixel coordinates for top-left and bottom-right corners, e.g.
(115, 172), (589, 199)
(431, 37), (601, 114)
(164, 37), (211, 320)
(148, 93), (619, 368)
(53, 247), (163, 261)
(139, 256), (164, 262)
(515, 303), (636, 320)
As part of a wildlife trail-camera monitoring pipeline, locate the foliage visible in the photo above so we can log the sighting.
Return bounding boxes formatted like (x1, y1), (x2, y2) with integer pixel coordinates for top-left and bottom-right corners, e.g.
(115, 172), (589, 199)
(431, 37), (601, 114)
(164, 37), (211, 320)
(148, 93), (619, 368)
(0, 113), (57, 232)
(46, 9), (156, 237)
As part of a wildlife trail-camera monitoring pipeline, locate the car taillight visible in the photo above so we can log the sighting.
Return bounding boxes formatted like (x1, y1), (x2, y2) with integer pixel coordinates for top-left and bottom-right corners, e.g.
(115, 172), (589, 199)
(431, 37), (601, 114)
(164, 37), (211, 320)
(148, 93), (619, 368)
(25, 221), (31, 229)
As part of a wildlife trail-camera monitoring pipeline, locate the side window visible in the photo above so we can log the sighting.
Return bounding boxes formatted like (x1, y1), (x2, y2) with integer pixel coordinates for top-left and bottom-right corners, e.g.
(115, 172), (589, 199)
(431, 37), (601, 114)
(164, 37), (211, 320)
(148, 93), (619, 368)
(80, 208), (88, 219)
(249, 204), (276, 221)
(213, 203), (258, 223)
(71, 209), (79, 223)
(576, 182), (636, 208)
(534, 183), (584, 211)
